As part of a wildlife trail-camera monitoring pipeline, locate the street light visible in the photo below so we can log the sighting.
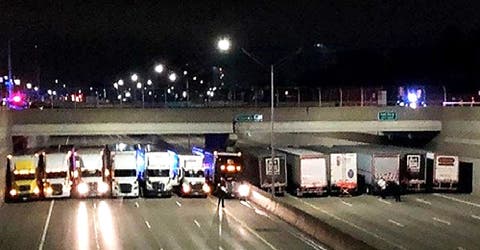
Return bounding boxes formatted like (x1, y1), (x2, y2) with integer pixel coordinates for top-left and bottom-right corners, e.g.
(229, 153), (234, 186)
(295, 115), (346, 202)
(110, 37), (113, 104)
(217, 37), (301, 197)
(154, 64), (164, 74)
(169, 73), (177, 82)
(131, 73), (138, 82)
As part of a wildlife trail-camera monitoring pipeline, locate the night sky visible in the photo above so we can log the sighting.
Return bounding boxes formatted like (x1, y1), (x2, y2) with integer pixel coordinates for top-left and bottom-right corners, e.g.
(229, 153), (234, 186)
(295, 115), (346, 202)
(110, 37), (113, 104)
(1, 1), (480, 93)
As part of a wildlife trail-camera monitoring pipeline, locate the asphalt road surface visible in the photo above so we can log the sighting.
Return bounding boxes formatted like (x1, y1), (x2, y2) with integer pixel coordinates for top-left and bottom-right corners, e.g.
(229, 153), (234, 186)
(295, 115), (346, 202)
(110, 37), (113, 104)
(278, 193), (480, 250)
(0, 195), (326, 250)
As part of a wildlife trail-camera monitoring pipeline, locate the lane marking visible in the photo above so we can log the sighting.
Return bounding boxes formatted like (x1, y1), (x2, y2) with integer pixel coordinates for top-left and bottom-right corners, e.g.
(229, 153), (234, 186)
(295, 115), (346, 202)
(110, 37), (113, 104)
(92, 203), (100, 250)
(145, 220), (151, 229)
(388, 219), (405, 228)
(93, 203), (97, 209)
(458, 247), (466, 250)
(194, 219), (201, 228)
(219, 246), (224, 250)
(415, 198), (432, 205)
(176, 201), (182, 207)
(291, 196), (406, 250)
(340, 200), (353, 207)
(207, 197), (278, 250)
(38, 200), (55, 250)
(471, 214), (480, 220)
(134, 202), (139, 208)
(240, 200), (254, 209)
(433, 193), (480, 208)
(378, 198), (392, 205)
(254, 209), (270, 218)
(433, 217), (451, 226)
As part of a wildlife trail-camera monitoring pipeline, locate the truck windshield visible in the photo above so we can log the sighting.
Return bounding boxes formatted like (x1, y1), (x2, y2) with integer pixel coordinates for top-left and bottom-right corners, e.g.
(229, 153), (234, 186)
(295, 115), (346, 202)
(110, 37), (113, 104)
(46, 172), (67, 178)
(115, 169), (136, 177)
(81, 169), (102, 177)
(14, 173), (35, 180)
(184, 170), (204, 177)
(147, 169), (169, 177)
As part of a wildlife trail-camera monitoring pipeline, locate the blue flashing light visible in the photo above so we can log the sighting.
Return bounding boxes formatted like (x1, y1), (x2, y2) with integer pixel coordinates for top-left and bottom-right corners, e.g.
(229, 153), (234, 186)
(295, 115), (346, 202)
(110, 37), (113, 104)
(136, 148), (146, 180)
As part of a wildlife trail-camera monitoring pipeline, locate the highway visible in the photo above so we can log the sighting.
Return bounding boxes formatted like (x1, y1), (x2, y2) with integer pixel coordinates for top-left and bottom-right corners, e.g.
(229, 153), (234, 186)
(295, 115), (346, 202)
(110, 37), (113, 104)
(278, 193), (480, 250)
(0, 196), (326, 250)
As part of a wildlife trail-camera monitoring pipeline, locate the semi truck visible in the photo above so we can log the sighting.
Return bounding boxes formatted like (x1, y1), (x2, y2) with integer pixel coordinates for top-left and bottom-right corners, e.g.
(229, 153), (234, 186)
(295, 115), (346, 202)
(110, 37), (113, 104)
(143, 151), (178, 197)
(178, 154), (210, 197)
(241, 147), (287, 195)
(73, 147), (111, 198)
(278, 147), (328, 196)
(5, 153), (43, 201)
(431, 154), (459, 192)
(192, 147), (250, 199)
(43, 151), (72, 198)
(111, 151), (139, 197)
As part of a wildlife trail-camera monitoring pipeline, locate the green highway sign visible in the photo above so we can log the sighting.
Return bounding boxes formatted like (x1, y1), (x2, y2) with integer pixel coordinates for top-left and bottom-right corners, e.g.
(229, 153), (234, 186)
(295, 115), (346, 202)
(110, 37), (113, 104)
(378, 111), (397, 121)
(234, 113), (263, 122)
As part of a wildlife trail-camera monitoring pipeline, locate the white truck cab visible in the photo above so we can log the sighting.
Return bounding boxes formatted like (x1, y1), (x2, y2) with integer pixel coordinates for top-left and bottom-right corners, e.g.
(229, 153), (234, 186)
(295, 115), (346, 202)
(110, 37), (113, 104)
(144, 152), (175, 197)
(44, 152), (71, 198)
(178, 154), (210, 197)
(74, 149), (110, 198)
(112, 151), (139, 197)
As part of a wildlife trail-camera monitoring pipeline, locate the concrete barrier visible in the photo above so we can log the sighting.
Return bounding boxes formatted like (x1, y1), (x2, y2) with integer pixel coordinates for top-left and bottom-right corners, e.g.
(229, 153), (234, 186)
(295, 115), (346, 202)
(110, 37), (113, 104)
(248, 185), (373, 250)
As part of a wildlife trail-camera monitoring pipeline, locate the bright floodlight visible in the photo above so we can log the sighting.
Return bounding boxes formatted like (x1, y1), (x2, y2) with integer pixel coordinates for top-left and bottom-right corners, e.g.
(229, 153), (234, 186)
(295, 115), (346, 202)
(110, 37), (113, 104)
(217, 37), (231, 52)
(169, 73), (177, 82)
(407, 92), (418, 103)
(137, 82), (142, 89)
(131, 73), (138, 82)
(147, 79), (152, 86)
(118, 79), (124, 86)
(154, 64), (164, 74)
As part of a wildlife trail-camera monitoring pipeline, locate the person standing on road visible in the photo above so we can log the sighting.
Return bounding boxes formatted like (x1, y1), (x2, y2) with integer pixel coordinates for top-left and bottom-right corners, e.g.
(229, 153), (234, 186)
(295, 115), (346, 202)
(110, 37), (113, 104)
(393, 180), (402, 202)
(377, 177), (387, 199)
(217, 177), (227, 208)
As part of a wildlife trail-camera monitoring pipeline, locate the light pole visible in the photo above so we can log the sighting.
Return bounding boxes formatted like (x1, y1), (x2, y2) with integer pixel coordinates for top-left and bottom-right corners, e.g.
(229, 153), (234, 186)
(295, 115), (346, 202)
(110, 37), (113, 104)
(137, 82), (144, 108)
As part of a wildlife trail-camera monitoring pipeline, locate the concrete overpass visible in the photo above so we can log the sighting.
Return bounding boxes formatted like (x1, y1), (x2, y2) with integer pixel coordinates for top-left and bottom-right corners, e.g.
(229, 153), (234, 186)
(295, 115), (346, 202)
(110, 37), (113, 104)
(3, 106), (441, 136)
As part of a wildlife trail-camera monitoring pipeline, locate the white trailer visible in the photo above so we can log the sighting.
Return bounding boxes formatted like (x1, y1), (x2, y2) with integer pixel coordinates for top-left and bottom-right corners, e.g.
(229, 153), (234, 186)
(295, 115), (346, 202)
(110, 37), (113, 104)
(432, 154), (459, 191)
(144, 151), (175, 197)
(178, 154), (210, 197)
(278, 148), (328, 196)
(112, 151), (139, 197)
(329, 153), (358, 195)
(44, 152), (71, 198)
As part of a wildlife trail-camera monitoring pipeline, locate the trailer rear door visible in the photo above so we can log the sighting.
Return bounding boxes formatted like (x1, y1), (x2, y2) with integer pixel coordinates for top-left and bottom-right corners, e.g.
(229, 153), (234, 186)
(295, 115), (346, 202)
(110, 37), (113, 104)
(300, 157), (327, 188)
(373, 154), (400, 181)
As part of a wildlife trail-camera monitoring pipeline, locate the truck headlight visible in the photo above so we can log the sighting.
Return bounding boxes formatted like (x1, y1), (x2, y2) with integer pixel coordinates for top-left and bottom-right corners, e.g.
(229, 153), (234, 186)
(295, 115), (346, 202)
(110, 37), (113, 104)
(45, 186), (53, 195)
(182, 183), (191, 193)
(202, 183), (211, 193)
(77, 183), (88, 194)
(97, 182), (109, 193)
(33, 186), (40, 195)
(238, 184), (250, 197)
(9, 189), (17, 196)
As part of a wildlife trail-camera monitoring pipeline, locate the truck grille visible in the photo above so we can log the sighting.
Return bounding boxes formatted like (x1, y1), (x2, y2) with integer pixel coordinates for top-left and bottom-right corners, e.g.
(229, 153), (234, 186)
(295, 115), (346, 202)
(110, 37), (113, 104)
(119, 184), (132, 193)
(88, 182), (97, 191)
(192, 183), (203, 191)
(19, 185), (30, 192)
(52, 184), (63, 195)
(152, 182), (164, 191)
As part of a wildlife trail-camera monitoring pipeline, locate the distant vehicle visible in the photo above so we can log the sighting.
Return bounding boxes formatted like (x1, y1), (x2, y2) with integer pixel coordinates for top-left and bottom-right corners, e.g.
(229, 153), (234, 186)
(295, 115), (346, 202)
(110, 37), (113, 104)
(278, 148), (328, 197)
(396, 85), (427, 109)
(5, 153), (43, 201)
(43, 152), (72, 198)
(143, 151), (178, 197)
(241, 147), (287, 196)
(193, 147), (250, 199)
(111, 151), (139, 197)
(73, 147), (111, 198)
(178, 154), (210, 197)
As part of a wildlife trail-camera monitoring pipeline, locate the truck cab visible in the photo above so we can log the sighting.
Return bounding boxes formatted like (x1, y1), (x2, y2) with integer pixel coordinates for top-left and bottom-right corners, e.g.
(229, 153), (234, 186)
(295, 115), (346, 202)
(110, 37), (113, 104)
(178, 154), (210, 197)
(111, 151), (139, 197)
(212, 151), (249, 199)
(5, 154), (42, 201)
(43, 152), (72, 198)
(143, 151), (177, 197)
(73, 148), (110, 198)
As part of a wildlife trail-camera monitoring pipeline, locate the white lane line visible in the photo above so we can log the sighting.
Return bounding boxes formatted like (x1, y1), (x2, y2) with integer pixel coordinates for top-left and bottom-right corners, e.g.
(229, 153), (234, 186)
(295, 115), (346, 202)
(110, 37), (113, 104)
(176, 201), (182, 207)
(458, 247), (466, 250)
(38, 200), (55, 250)
(291, 196), (406, 250)
(207, 197), (278, 250)
(433, 217), (451, 226)
(471, 214), (480, 220)
(340, 200), (353, 207)
(194, 219), (201, 228)
(378, 198), (392, 205)
(433, 193), (480, 208)
(92, 203), (100, 250)
(415, 198), (432, 205)
(145, 220), (152, 229)
(388, 219), (405, 228)
(218, 246), (224, 250)
(240, 200), (254, 209)
(134, 202), (139, 208)
(93, 203), (96, 209)
(254, 209), (271, 218)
